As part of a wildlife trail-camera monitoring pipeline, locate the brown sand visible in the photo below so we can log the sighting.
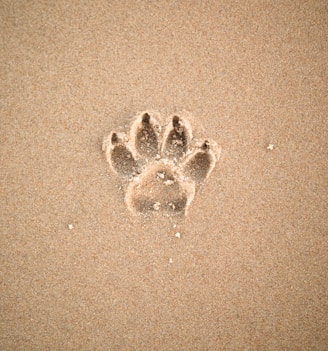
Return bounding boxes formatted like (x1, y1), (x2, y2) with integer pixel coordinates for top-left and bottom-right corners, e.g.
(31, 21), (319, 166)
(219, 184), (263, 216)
(1, 1), (327, 350)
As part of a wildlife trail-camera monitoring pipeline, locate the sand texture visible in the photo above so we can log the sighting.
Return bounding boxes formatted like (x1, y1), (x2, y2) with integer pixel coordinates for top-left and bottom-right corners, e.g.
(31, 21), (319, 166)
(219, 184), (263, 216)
(1, 1), (328, 350)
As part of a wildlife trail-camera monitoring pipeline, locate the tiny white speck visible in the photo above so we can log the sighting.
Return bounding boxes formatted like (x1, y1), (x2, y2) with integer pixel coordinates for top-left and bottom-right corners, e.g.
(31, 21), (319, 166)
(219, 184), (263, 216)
(173, 224), (177, 228)
(164, 180), (175, 186)
(267, 144), (274, 150)
(68, 224), (74, 230)
(169, 258), (173, 264)
(153, 202), (161, 211)
(175, 232), (181, 239)
(168, 202), (176, 210)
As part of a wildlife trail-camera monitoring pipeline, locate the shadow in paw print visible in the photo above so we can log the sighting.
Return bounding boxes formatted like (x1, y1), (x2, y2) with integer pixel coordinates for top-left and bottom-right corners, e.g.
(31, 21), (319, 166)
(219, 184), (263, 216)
(162, 115), (191, 159)
(132, 112), (160, 159)
(126, 162), (194, 216)
(104, 132), (140, 178)
(184, 141), (217, 183)
(103, 111), (221, 216)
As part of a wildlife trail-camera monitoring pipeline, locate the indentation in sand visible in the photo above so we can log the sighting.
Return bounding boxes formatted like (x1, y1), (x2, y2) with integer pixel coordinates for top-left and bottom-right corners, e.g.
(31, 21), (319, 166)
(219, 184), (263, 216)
(103, 111), (221, 216)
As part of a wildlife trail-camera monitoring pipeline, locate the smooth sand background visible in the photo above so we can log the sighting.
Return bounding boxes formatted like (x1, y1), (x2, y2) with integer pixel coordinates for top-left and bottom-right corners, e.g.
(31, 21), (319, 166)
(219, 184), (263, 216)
(1, 1), (327, 350)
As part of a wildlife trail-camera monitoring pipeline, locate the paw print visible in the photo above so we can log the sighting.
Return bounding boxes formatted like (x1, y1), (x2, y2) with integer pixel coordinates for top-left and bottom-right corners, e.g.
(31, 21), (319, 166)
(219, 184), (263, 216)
(103, 111), (221, 215)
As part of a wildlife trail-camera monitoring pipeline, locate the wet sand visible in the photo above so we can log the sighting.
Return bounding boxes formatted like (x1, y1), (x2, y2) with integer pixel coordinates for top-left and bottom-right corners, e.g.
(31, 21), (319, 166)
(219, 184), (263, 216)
(1, 1), (327, 350)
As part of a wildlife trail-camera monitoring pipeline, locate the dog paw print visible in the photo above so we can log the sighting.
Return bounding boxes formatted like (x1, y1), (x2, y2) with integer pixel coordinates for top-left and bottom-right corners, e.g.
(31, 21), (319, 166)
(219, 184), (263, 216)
(103, 111), (221, 215)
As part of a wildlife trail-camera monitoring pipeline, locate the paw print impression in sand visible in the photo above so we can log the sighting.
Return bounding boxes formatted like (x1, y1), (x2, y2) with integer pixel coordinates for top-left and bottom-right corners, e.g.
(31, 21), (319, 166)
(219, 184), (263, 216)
(103, 112), (221, 215)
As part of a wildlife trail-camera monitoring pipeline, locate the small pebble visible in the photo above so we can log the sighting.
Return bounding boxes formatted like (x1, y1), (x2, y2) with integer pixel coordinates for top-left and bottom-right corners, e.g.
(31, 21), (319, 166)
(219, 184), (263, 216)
(175, 232), (181, 239)
(68, 224), (74, 230)
(169, 258), (173, 264)
(267, 144), (274, 150)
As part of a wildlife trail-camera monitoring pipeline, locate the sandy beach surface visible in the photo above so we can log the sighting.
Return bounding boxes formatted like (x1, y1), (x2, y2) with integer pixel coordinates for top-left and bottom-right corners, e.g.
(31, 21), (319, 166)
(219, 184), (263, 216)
(1, 1), (327, 350)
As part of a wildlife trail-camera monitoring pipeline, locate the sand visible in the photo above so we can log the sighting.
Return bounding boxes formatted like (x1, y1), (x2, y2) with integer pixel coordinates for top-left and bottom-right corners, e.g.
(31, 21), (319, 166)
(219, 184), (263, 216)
(1, 1), (327, 350)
